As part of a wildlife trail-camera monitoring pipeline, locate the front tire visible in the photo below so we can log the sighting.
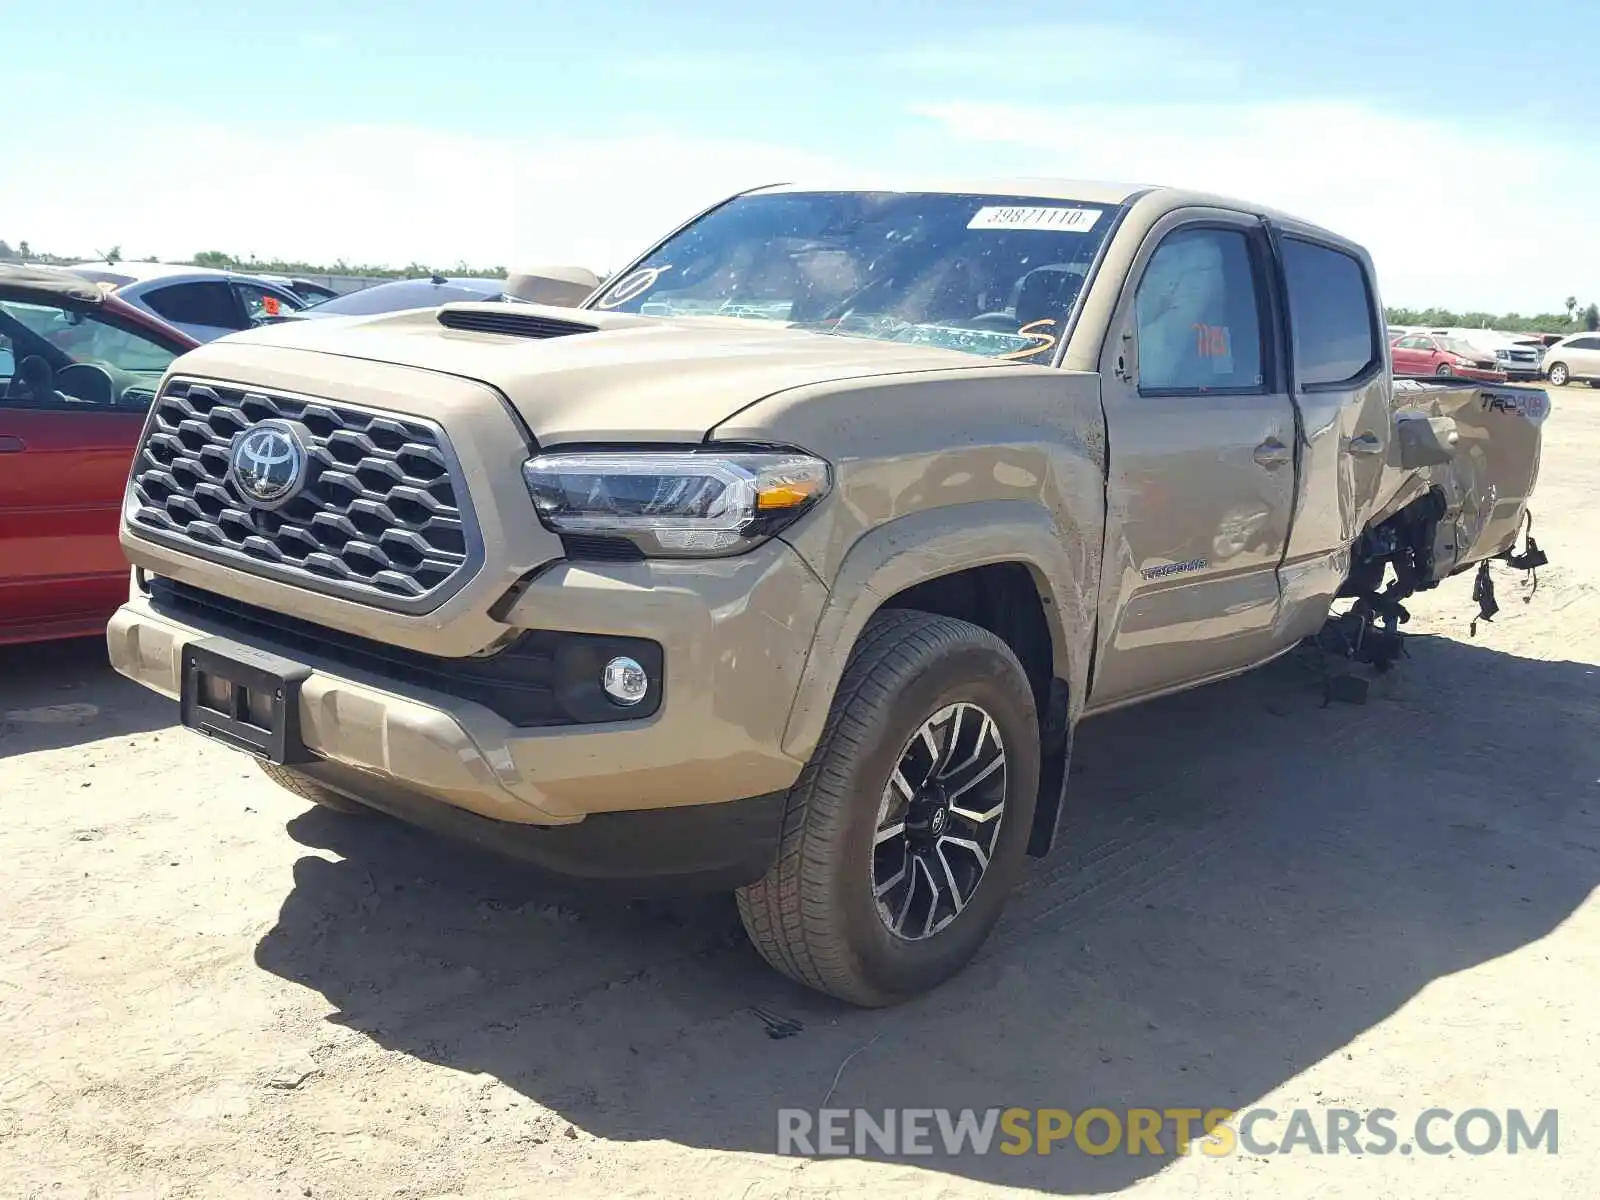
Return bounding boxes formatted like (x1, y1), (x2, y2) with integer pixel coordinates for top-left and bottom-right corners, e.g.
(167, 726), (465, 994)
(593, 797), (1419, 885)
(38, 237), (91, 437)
(736, 610), (1040, 1007)
(1547, 361), (1569, 386)
(1435, 362), (1454, 377)
(258, 761), (370, 814)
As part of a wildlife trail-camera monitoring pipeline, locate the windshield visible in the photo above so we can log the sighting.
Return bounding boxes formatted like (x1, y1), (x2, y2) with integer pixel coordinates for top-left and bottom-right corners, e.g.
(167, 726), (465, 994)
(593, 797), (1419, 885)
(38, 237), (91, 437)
(587, 190), (1119, 364)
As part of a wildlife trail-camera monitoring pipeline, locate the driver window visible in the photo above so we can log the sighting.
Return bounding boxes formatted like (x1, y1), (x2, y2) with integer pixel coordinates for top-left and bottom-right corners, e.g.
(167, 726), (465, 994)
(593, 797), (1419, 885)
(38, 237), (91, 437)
(71, 318), (181, 377)
(0, 299), (179, 409)
(1134, 227), (1265, 393)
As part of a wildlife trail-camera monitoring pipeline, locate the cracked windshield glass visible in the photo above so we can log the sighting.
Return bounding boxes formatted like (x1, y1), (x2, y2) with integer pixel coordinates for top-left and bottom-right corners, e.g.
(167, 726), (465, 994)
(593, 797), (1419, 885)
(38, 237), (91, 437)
(588, 190), (1116, 364)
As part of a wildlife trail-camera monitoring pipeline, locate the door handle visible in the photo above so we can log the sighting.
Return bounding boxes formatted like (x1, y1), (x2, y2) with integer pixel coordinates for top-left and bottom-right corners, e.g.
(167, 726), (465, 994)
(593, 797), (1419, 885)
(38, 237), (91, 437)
(1346, 432), (1384, 457)
(1253, 438), (1291, 468)
(0, 436), (25, 453)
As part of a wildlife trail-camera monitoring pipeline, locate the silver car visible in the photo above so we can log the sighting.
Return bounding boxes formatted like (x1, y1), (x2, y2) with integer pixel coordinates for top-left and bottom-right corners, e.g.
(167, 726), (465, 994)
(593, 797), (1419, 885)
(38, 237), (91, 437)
(1541, 332), (1600, 387)
(65, 262), (308, 343)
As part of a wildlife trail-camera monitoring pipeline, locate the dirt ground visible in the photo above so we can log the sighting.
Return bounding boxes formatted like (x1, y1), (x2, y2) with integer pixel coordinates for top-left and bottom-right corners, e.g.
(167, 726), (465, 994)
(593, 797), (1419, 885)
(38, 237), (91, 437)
(2, 384), (1597, 1200)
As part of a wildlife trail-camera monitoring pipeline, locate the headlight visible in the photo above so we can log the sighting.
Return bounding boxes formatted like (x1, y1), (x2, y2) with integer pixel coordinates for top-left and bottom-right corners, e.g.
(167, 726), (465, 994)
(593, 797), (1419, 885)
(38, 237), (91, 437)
(521, 449), (831, 558)
(1494, 349), (1510, 360)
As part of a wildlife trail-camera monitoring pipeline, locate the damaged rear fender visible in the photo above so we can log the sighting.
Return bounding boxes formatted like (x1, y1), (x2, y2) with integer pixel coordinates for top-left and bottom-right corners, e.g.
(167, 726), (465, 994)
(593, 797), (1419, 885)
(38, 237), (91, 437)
(1370, 381), (1549, 584)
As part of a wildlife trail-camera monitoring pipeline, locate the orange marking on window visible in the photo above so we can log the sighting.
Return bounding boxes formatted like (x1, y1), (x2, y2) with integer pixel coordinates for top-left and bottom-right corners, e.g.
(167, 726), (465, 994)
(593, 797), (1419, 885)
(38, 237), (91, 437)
(1193, 323), (1229, 357)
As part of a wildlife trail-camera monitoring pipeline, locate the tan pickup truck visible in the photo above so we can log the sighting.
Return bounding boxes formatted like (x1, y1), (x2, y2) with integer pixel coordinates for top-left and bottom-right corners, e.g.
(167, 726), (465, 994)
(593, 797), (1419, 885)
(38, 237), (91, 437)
(106, 179), (1550, 1006)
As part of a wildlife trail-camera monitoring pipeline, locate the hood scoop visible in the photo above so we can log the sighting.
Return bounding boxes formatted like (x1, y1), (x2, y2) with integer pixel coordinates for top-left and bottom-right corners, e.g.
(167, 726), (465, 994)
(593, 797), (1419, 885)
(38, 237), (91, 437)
(437, 306), (598, 339)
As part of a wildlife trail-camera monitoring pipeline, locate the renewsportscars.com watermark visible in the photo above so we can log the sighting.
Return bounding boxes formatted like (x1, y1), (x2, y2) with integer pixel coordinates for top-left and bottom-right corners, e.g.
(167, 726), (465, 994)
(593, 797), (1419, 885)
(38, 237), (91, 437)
(777, 1107), (1559, 1158)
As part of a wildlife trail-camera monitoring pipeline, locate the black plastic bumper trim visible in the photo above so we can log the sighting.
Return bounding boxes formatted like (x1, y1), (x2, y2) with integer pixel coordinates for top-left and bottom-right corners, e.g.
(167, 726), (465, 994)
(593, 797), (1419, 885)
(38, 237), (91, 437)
(299, 760), (786, 896)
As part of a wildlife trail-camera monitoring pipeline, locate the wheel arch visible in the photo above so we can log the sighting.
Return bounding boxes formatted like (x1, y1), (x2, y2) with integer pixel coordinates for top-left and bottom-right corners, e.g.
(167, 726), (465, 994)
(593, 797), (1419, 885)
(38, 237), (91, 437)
(779, 501), (1097, 857)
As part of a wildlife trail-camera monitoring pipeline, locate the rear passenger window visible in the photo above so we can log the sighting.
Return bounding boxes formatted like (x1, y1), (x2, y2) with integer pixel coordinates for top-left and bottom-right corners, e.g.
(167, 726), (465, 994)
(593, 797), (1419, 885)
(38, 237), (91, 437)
(143, 281), (242, 329)
(1135, 227), (1264, 393)
(1281, 239), (1378, 387)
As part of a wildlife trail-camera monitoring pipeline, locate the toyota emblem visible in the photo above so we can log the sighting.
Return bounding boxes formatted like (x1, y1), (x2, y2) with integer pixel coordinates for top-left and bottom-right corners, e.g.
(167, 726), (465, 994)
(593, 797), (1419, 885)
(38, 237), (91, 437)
(228, 419), (309, 508)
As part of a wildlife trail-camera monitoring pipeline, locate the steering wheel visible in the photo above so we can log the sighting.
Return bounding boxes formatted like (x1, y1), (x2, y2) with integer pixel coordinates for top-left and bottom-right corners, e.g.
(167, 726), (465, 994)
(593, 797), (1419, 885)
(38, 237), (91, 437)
(55, 362), (118, 406)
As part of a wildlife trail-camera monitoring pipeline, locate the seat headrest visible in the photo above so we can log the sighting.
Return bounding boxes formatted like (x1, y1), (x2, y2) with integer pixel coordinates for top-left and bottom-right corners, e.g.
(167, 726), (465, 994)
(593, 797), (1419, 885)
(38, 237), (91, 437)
(1015, 267), (1086, 327)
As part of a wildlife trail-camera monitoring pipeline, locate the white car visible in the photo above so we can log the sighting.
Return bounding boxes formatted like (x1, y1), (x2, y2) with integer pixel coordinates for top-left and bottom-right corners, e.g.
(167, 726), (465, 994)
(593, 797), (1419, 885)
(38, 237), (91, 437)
(1541, 332), (1600, 387)
(64, 262), (308, 343)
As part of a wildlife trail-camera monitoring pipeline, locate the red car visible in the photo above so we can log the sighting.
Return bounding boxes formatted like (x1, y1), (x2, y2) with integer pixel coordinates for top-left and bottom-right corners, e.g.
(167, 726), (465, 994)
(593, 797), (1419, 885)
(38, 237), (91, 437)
(1389, 332), (1508, 382)
(0, 265), (199, 645)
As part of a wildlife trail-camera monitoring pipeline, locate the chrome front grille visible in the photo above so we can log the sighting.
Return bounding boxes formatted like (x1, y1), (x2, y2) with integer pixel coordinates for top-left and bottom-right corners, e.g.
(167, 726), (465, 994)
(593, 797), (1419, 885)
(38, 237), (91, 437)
(128, 377), (480, 612)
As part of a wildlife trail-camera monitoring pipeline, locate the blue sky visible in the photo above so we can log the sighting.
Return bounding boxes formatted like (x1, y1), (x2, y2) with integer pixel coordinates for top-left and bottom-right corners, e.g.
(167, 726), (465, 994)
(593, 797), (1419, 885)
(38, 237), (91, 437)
(7, 0), (1597, 311)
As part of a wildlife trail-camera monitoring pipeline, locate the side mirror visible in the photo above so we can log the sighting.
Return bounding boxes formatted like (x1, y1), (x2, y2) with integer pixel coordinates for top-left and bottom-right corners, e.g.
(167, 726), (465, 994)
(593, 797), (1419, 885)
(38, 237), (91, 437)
(503, 266), (602, 308)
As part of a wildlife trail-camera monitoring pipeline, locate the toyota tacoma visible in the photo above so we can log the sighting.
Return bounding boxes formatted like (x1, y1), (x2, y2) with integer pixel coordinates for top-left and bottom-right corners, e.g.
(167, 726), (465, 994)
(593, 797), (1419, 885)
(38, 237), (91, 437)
(106, 180), (1549, 1006)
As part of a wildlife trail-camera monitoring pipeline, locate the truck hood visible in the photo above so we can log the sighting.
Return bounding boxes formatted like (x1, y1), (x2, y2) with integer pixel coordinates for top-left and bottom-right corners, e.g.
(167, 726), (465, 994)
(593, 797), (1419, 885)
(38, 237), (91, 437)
(185, 302), (1010, 443)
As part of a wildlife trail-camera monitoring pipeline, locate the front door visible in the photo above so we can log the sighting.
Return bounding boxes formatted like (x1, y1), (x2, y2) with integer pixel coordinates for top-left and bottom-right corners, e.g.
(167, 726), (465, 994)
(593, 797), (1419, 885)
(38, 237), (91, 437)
(0, 293), (182, 641)
(0, 404), (146, 639)
(1568, 335), (1600, 380)
(1086, 211), (1299, 710)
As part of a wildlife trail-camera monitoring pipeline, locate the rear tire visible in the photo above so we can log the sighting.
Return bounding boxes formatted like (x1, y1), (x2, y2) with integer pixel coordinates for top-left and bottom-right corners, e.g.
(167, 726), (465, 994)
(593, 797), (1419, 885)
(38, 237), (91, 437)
(258, 762), (370, 814)
(1547, 362), (1569, 386)
(736, 610), (1040, 1007)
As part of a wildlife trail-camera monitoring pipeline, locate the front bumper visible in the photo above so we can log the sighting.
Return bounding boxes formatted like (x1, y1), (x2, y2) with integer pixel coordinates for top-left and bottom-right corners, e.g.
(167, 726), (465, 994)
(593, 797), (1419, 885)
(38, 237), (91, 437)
(291, 756), (789, 893)
(107, 536), (828, 878)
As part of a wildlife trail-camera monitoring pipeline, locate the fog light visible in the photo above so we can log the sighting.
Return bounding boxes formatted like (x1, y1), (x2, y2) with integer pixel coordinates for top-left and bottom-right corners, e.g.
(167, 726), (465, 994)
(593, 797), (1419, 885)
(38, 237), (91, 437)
(602, 656), (650, 706)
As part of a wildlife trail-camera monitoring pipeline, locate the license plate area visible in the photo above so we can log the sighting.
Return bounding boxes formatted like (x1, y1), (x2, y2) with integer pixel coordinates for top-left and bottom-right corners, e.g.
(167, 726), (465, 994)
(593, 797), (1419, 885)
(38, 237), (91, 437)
(179, 637), (313, 764)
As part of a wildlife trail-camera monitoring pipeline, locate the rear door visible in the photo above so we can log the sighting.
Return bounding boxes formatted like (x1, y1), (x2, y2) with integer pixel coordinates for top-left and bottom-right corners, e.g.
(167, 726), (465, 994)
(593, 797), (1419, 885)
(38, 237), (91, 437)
(1087, 209), (1299, 709)
(1390, 334), (1427, 374)
(1264, 223), (1391, 644)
